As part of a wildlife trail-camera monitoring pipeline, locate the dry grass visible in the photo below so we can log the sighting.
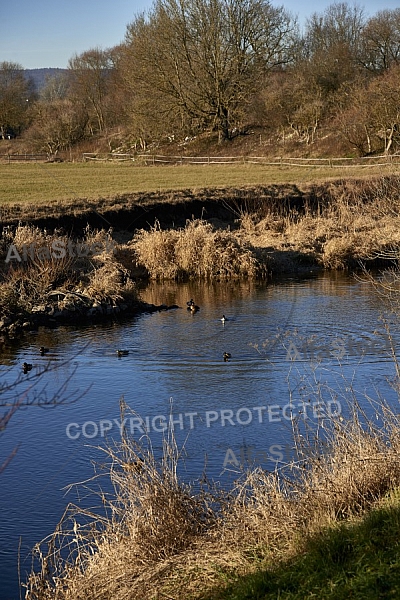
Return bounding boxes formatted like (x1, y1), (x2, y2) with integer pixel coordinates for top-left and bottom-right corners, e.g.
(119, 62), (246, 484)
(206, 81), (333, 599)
(124, 176), (400, 279)
(238, 176), (400, 271)
(24, 370), (400, 600)
(0, 225), (138, 318)
(131, 219), (262, 280)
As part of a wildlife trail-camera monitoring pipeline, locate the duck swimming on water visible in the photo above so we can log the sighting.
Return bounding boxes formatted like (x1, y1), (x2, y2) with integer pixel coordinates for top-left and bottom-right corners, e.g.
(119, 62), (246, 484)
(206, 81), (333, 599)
(187, 300), (200, 312)
(223, 352), (231, 362)
(117, 350), (129, 357)
(23, 362), (33, 373)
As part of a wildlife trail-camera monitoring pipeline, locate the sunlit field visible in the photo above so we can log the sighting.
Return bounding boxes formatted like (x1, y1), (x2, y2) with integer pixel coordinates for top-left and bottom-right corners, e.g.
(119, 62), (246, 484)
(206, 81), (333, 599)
(0, 161), (397, 205)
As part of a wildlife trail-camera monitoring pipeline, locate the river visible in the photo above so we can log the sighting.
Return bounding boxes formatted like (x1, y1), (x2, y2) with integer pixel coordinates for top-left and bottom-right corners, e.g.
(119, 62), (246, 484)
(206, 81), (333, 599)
(0, 271), (398, 599)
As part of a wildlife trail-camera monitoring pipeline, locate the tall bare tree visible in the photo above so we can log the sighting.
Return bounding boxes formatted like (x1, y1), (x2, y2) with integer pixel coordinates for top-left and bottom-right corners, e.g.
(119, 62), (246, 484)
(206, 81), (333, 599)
(68, 48), (115, 135)
(303, 3), (366, 96)
(122, 0), (298, 142)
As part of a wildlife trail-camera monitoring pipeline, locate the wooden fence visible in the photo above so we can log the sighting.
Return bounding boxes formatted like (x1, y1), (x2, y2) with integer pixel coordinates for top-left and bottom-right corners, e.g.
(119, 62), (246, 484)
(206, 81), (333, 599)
(3, 151), (398, 167)
(82, 152), (400, 168)
(0, 153), (49, 163)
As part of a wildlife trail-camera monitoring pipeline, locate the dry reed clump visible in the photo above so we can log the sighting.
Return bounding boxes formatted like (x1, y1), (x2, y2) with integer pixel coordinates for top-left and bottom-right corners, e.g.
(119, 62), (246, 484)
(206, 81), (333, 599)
(25, 402), (220, 600)
(85, 261), (136, 303)
(131, 219), (262, 280)
(24, 392), (400, 600)
(0, 225), (138, 313)
(0, 225), (75, 316)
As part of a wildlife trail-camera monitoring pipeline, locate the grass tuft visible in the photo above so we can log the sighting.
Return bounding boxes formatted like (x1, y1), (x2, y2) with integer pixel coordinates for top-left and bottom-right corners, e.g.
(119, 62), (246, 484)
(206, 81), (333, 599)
(132, 219), (263, 280)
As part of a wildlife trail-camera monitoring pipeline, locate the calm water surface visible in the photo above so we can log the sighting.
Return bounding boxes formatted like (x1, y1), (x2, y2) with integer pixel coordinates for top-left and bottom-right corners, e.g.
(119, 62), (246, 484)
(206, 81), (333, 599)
(0, 272), (398, 599)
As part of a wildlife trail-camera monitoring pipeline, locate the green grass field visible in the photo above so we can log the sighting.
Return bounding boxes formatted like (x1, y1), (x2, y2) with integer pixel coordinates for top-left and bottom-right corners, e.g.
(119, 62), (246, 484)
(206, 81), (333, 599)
(0, 161), (397, 205)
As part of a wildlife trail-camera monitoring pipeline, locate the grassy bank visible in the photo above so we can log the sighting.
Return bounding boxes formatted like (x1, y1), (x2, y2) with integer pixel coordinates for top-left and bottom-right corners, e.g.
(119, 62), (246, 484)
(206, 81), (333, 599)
(25, 391), (400, 599)
(209, 490), (400, 599)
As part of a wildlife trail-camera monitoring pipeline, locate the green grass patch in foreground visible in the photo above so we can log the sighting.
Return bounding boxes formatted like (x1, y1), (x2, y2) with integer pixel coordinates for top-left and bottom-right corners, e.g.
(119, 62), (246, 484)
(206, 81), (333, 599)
(0, 161), (397, 204)
(209, 492), (400, 600)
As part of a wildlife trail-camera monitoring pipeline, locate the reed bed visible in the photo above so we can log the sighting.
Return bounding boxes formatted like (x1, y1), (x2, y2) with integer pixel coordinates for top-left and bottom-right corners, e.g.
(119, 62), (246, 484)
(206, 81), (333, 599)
(119, 176), (400, 279)
(236, 176), (400, 271)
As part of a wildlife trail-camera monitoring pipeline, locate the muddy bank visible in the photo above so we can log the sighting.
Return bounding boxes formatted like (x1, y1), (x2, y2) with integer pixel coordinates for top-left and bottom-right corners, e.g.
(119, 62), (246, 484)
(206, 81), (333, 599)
(0, 180), (366, 233)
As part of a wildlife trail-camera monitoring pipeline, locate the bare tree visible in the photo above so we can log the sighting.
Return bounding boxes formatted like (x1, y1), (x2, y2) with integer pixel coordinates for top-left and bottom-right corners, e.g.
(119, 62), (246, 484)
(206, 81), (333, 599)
(334, 65), (400, 155)
(24, 98), (88, 156)
(68, 48), (115, 135)
(334, 80), (374, 155)
(121, 0), (298, 143)
(303, 2), (366, 96)
(367, 65), (400, 154)
(360, 9), (400, 72)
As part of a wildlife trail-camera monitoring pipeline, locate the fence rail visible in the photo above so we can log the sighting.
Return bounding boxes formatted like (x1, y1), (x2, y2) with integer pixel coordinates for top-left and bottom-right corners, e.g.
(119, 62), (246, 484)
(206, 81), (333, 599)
(82, 152), (400, 168)
(3, 151), (399, 167)
(0, 153), (49, 163)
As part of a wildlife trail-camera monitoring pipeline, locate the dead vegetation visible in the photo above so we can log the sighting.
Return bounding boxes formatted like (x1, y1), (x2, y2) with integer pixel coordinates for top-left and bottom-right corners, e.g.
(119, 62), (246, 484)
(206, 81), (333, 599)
(235, 176), (400, 271)
(131, 219), (262, 280)
(24, 380), (400, 600)
(0, 225), (138, 322)
(117, 175), (400, 279)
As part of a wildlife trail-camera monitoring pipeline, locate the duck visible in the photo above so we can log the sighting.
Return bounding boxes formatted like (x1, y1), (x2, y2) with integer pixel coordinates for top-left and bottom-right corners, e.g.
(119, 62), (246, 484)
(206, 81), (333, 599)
(117, 349), (129, 357)
(39, 346), (49, 355)
(223, 352), (231, 362)
(220, 315), (228, 323)
(23, 362), (33, 373)
(187, 299), (200, 311)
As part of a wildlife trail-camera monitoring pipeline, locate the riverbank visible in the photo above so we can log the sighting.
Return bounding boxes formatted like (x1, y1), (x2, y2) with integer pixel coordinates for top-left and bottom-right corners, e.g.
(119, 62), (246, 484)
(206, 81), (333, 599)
(1, 174), (399, 340)
(25, 396), (400, 599)
(2, 172), (400, 598)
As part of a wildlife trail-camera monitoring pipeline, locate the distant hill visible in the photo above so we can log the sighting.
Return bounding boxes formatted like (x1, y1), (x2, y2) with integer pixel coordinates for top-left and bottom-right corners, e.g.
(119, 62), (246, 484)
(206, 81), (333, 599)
(24, 68), (67, 92)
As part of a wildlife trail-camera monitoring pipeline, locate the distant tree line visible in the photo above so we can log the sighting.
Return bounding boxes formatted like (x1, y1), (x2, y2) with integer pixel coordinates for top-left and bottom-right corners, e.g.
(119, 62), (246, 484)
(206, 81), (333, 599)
(1, 1), (400, 156)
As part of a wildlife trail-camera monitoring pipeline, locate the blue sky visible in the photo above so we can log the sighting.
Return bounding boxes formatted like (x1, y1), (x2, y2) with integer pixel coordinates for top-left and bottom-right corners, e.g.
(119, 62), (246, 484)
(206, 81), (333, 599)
(1, 1), (398, 70)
